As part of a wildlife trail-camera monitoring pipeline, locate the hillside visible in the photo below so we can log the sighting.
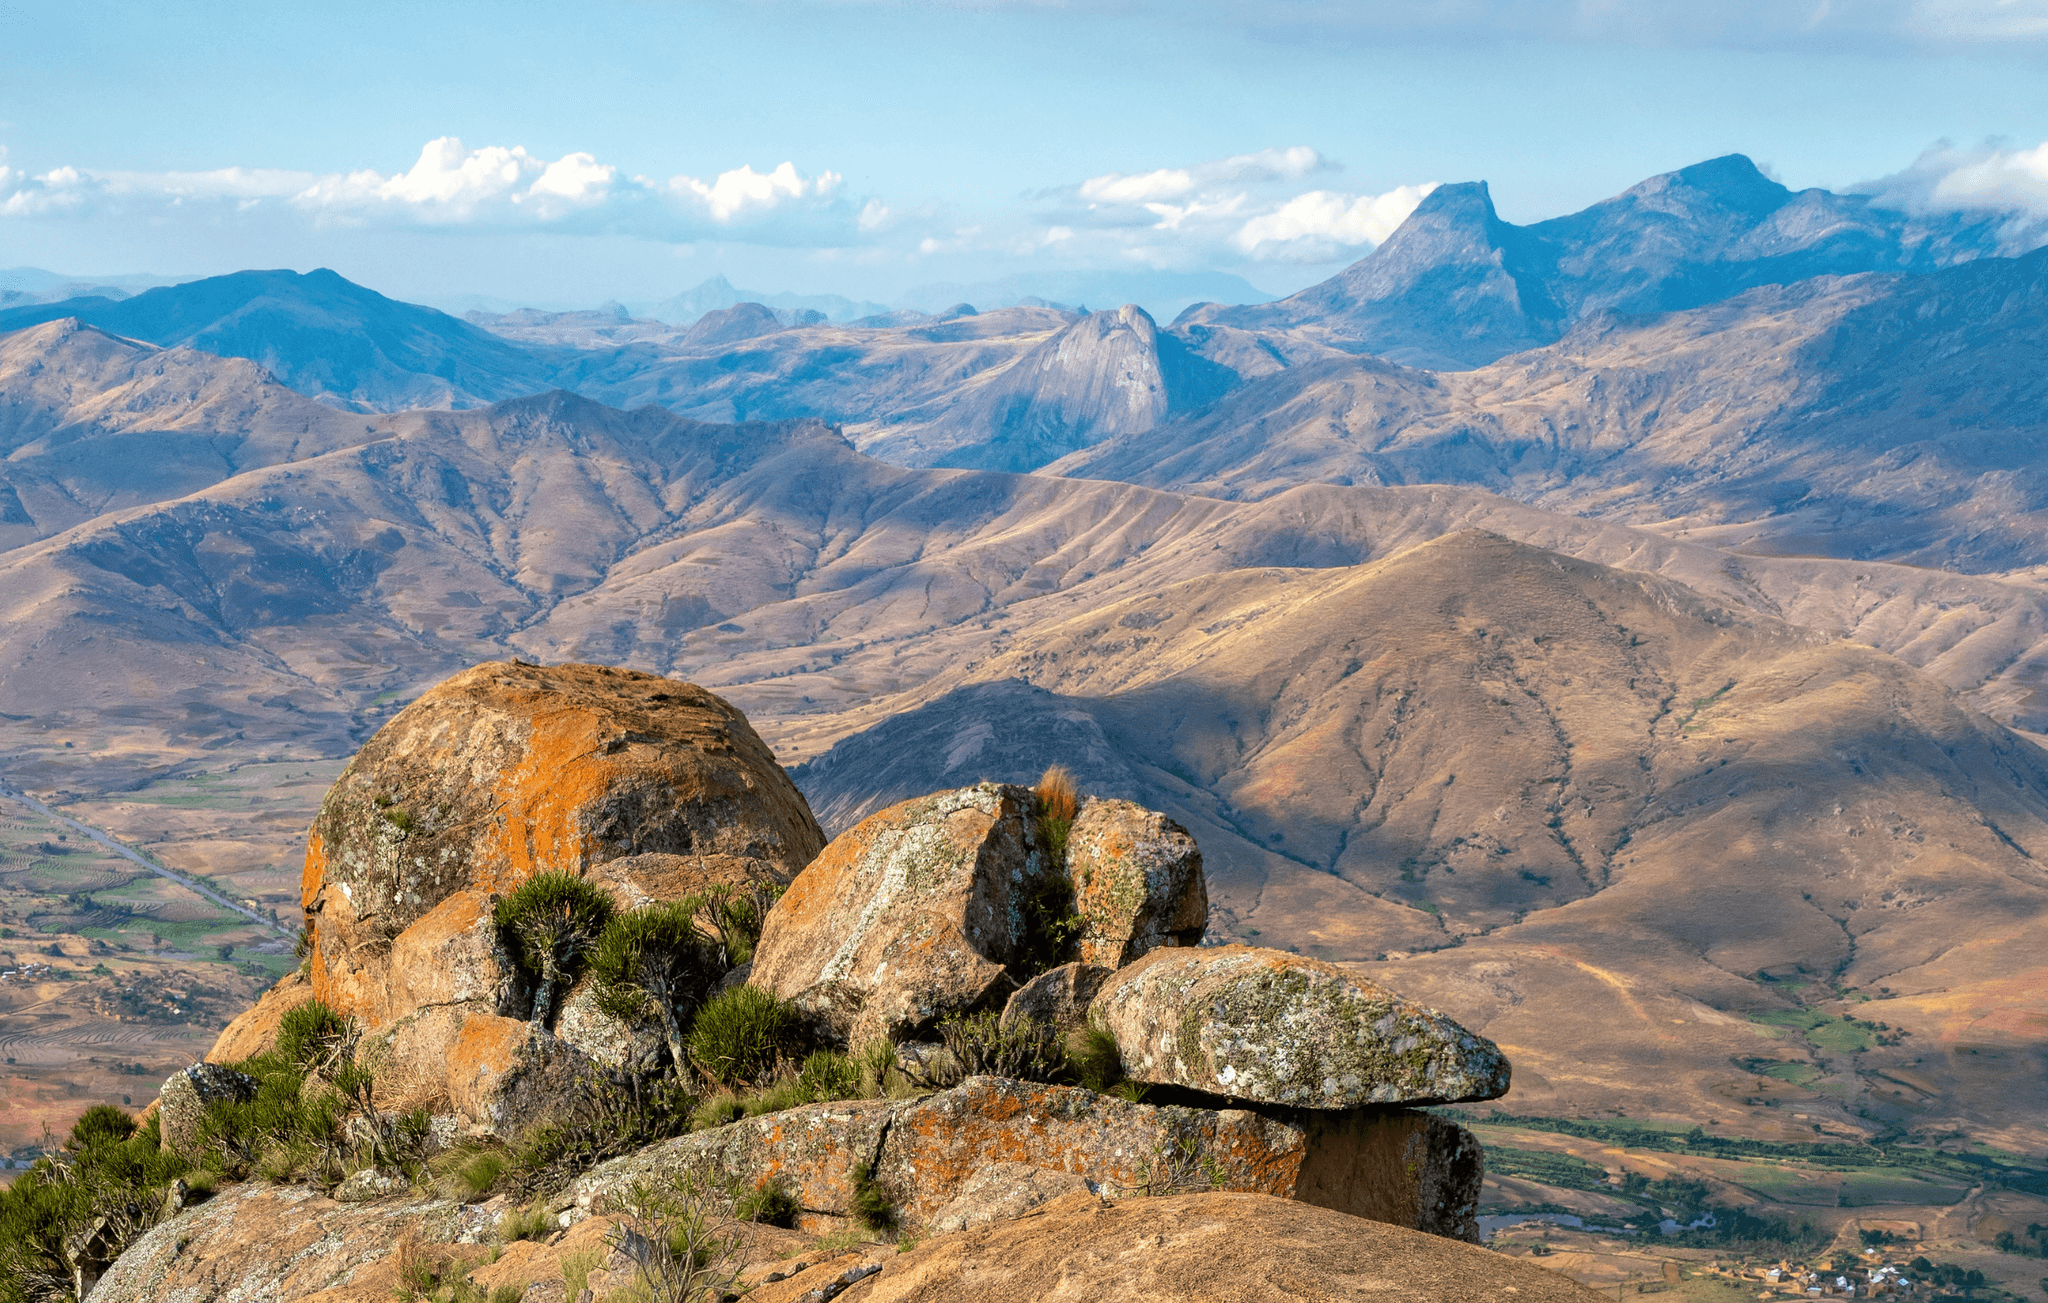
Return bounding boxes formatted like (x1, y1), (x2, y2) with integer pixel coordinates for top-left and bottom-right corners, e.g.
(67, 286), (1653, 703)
(791, 530), (2048, 1140)
(1058, 247), (2048, 571)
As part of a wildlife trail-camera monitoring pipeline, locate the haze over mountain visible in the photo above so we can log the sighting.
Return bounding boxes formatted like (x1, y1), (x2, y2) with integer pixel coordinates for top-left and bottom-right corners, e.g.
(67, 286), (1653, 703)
(1183, 155), (2032, 369)
(0, 268), (552, 412)
(1059, 244), (2048, 573)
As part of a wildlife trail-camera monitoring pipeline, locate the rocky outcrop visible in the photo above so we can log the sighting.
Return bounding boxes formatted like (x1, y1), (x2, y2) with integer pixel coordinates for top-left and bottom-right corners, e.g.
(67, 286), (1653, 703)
(157, 1063), (258, 1158)
(837, 1190), (1601, 1302)
(747, 784), (1057, 1046)
(557, 1074), (1485, 1241)
(1065, 798), (1206, 967)
(1090, 946), (1510, 1108)
(284, 660), (823, 1132)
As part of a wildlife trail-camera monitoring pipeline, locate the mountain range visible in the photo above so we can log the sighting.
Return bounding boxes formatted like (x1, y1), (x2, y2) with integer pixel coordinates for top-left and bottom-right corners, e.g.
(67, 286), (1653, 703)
(6, 152), (2048, 1146)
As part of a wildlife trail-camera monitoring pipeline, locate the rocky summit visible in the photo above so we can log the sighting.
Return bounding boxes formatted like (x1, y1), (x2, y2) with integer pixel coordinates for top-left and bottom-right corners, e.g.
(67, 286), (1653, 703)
(59, 662), (1566, 1301)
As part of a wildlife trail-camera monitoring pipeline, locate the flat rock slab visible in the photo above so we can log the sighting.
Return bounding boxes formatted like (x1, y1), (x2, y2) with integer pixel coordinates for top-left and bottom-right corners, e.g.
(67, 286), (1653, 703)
(558, 1075), (1485, 1241)
(839, 1190), (1603, 1303)
(1090, 945), (1510, 1108)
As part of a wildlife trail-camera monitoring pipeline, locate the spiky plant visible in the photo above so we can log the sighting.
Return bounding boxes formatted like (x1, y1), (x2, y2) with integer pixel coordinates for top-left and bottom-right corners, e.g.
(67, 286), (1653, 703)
(493, 872), (615, 1027)
(591, 900), (724, 1073)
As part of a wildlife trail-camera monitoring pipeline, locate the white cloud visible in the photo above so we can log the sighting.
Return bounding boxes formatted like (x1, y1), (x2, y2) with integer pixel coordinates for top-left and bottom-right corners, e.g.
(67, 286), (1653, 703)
(1077, 146), (1329, 205)
(1029, 146), (1436, 268)
(1234, 183), (1439, 260)
(1857, 140), (2048, 251)
(664, 161), (841, 223)
(0, 137), (864, 246)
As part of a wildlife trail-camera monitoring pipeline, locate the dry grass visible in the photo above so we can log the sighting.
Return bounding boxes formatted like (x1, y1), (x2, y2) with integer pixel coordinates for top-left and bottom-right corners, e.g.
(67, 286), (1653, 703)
(1033, 764), (1078, 824)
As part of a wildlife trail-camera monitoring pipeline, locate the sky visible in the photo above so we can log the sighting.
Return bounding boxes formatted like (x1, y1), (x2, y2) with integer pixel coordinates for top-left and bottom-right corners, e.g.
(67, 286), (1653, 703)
(4, 0), (2048, 311)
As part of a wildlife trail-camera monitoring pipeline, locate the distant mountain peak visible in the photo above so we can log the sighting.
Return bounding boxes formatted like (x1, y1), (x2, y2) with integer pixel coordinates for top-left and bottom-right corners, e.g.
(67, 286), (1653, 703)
(1625, 153), (1790, 215)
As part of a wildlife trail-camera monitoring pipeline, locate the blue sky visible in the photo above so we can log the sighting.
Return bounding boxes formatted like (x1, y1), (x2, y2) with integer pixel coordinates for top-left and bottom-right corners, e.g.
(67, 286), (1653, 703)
(4, 0), (2048, 309)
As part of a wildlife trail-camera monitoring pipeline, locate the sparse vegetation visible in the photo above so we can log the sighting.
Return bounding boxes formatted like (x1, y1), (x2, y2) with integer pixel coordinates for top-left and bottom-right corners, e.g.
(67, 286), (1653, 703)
(0, 1105), (189, 1303)
(592, 900), (724, 1073)
(1016, 766), (1085, 977)
(686, 984), (806, 1086)
(850, 1160), (896, 1233)
(603, 1167), (749, 1303)
(493, 872), (616, 1027)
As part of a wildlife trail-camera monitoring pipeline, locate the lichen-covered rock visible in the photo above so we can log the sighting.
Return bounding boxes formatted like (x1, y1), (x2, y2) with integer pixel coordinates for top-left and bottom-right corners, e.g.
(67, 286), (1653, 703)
(1090, 946), (1509, 1109)
(158, 1062), (258, 1157)
(560, 1097), (900, 1234)
(333, 1168), (408, 1203)
(278, 660), (822, 1132)
(842, 1190), (1601, 1303)
(748, 784), (1061, 1046)
(924, 1162), (1099, 1235)
(85, 1181), (499, 1303)
(305, 661), (821, 1021)
(1066, 799), (1207, 967)
(1000, 961), (1111, 1034)
(557, 1075), (1485, 1241)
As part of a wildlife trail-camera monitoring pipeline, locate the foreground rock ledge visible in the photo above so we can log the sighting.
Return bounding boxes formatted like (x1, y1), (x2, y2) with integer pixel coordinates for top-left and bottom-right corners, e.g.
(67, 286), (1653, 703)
(1091, 945), (1511, 1108)
(559, 1074), (1485, 1241)
(842, 1190), (1600, 1303)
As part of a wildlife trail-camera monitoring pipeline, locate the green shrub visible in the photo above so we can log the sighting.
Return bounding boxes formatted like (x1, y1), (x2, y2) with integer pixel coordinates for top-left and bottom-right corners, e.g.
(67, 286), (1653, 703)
(276, 999), (348, 1071)
(69, 1104), (138, 1151)
(1015, 765), (1084, 977)
(1067, 1022), (1124, 1094)
(494, 872), (615, 1027)
(604, 1167), (746, 1303)
(850, 1161), (895, 1233)
(733, 1177), (801, 1228)
(498, 1199), (556, 1243)
(933, 1011), (1066, 1085)
(0, 1105), (189, 1303)
(434, 1142), (510, 1201)
(591, 901), (724, 1073)
(797, 1049), (862, 1102)
(510, 1072), (696, 1197)
(697, 882), (784, 970)
(687, 985), (805, 1086)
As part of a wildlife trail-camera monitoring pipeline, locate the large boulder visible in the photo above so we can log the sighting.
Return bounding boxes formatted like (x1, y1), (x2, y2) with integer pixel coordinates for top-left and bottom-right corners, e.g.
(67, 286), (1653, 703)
(1090, 946), (1510, 1109)
(840, 1190), (1602, 1303)
(284, 660), (822, 1132)
(558, 1075), (1486, 1241)
(749, 784), (1207, 1047)
(747, 784), (1056, 1045)
(1066, 798), (1207, 967)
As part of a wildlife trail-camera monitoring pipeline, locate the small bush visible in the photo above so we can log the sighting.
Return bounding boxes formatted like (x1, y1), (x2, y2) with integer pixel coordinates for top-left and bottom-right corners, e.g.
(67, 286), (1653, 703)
(687, 986), (805, 1086)
(510, 1072), (696, 1196)
(0, 1105), (190, 1303)
(69, 1104), (138, 1151)
(689, 1090), (745, 1133)
(797, 1049), (862, 1102)
(591, 901), (723, 1073)
(733, 1178), (800, 1228)
(605, 1167), (747, 1303)
(493, 872), (615, 1027)
(432, 1141), (510, 1201)
(1067, 1022), (1124, 1094)
(850, 1161), (895, 1233)
(919, 1011), (1065, 1086)
(498, 1200), (556, 1243)
(560, 1250), (603, 1299)
(696, 881), (784, 971)
(276, 999), (348, 1071)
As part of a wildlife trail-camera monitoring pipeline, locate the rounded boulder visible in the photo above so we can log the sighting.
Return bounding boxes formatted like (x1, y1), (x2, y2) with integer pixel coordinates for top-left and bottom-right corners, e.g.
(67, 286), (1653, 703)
(1089, 945), (1510, 1108)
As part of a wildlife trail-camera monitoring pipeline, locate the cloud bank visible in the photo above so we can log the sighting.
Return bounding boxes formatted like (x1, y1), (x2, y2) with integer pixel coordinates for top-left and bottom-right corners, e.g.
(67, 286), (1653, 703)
(0, 138), (857, 244)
